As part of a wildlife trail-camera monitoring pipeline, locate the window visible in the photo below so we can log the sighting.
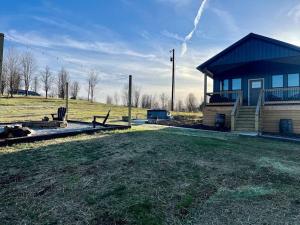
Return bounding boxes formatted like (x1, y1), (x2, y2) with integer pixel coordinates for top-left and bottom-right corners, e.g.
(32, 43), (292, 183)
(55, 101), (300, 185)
(251, 81), (262, 89)
(220, 79), (229, 91)
(288, 74), (299, 87)
(223, 79), (229, 90)
(232, 78), (242, 90)
(272, 75), (283, 88)
(288, 74), (300, 99)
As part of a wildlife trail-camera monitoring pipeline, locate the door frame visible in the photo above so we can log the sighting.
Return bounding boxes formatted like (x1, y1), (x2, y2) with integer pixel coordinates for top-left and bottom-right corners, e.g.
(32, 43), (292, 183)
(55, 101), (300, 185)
(248, 78), (264, 106)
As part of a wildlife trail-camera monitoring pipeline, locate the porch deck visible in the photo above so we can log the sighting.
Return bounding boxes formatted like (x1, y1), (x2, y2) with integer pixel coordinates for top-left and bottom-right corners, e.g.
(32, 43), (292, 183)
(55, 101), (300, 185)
(203, 88), (300, 134)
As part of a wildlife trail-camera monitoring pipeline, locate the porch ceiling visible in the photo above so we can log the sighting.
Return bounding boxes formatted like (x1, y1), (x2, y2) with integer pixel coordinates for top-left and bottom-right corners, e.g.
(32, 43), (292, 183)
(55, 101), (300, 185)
(204, 55), (300, 78)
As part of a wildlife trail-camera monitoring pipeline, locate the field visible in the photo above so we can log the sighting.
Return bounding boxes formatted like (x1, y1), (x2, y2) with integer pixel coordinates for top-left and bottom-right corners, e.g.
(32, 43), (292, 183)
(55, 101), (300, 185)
(0, 96), (201, 123)
(1, 125), (300, 225)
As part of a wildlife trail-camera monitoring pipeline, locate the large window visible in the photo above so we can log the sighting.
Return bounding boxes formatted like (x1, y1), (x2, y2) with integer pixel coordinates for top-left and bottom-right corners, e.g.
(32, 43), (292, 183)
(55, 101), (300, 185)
(272, 75), (284, 88)
(220, 79), (229, 91)
(232, 78), (242, 90)
(288, 73), (299, 87)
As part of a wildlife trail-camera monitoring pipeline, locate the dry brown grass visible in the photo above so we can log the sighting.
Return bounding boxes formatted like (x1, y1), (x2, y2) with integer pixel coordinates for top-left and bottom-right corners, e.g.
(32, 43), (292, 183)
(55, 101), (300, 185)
(1, 126), (300, 224)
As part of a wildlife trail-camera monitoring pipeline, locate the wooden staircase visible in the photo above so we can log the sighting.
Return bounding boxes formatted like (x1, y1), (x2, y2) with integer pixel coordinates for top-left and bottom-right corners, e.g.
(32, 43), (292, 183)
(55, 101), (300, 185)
(234, 106), (256, 132)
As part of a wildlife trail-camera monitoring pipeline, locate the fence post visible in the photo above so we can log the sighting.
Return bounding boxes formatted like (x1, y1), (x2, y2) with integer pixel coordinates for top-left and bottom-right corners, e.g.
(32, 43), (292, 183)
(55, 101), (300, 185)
(65, 82), (69, 121)
(128, 75), (132, 127)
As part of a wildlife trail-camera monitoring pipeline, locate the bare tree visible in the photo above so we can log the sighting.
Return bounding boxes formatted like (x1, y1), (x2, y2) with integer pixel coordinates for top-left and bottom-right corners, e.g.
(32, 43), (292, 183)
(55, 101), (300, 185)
(21, 51), (36, 96)
(133, 86), (141, 108)
(106, 95), (113, 104)
(176, 99), (184, 112)
(57, 67), (69, 99)
(159, 93), (169, 109)
(186, 93), (198, 112)
(70, 81), (80, 99)
(5, 48), (20, 97)
(122, 84), (129, 106)
(87, 70), (99, 102)
(141, 94), (155, 109)
(40, 66), (53, 99)
(114, 92), (120, 105)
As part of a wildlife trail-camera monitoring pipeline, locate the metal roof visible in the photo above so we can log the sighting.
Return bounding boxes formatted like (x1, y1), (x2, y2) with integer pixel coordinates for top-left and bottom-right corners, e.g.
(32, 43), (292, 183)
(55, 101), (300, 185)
(197, 33), (300, 78)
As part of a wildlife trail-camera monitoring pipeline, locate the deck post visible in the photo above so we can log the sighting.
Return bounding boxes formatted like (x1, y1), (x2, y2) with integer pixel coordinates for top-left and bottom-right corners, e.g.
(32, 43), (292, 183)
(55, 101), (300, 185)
(204, 73), (207, 106)
(0, 33), (4, 95)
(128, 75), (132, 127)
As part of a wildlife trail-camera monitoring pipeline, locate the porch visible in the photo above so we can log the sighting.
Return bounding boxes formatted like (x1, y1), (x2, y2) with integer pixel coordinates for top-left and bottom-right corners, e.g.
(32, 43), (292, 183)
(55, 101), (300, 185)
(202, 87), (300, 134)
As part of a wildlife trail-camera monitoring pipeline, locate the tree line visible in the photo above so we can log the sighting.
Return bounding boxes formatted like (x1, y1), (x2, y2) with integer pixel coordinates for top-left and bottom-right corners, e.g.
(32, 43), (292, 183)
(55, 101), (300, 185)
(106, 86), (203, 112)
(0, 48), (99, 102)
(0, 48), (203, 112)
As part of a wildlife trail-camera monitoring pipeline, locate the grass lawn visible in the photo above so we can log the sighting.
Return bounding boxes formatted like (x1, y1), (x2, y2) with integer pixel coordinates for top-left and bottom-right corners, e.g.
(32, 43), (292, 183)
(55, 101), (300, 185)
(1, 125), (300, 225)
(0, 96), (201, 123)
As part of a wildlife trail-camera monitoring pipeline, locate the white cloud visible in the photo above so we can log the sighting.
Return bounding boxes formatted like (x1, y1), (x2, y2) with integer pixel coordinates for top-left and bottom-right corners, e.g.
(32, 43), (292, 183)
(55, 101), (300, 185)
(288, 3), (300, 23)
(210, 7), (239, 34)
(6, 30), (156, 59)
(161, 30), (184, 42)
(181, 0), (209, 56)
(156, 0), (192, 7)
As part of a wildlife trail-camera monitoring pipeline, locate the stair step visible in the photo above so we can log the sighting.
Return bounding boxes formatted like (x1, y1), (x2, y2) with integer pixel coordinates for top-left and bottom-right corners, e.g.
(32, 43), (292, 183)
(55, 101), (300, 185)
(238, 115), (255, 117)
(238, 110), (256, 113)
(235, 128), (256, 132)
(237, 117), (255, 120)
(236, 123), (255, 125)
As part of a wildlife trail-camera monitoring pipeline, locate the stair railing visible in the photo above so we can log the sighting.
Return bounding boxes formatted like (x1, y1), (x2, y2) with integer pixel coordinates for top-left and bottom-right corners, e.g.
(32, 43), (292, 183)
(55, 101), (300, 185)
(231, 91), (243, 131)
(255, 90), (264, 133)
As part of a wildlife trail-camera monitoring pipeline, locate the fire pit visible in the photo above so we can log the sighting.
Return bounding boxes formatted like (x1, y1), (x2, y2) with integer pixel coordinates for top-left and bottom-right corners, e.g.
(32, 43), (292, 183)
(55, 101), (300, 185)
(0, 125), (33, 139)
(22, 121), (67, 129)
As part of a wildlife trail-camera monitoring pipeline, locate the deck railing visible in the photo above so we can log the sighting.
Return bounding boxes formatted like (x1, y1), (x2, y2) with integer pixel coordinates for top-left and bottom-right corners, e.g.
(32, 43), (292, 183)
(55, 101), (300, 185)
(231, 92), (243, 131)
(255, 90), (264, 133)
(264, 87), (300, 104)
(206, 90), (242, 105)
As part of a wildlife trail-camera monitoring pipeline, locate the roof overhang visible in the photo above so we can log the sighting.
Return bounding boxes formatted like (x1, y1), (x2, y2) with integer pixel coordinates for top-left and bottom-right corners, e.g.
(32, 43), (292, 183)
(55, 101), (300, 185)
(197, 33), (300, 79)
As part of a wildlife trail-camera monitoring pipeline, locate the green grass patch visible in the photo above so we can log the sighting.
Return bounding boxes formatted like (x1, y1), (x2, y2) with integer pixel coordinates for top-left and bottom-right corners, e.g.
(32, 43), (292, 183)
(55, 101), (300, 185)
(1, 126), (300, 224)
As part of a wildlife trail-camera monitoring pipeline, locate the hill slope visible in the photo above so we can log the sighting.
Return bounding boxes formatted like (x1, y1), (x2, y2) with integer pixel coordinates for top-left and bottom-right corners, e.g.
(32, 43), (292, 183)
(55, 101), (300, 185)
(0, 96), (200, 123)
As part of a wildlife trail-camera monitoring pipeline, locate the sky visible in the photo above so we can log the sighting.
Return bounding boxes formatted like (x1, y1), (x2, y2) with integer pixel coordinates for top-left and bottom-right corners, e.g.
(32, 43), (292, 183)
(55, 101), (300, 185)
(1, 0), (300, 103)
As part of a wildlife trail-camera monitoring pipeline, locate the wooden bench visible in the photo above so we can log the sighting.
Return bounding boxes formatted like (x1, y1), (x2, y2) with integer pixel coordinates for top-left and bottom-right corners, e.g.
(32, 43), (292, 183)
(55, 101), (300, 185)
(92, 110), (111, 128)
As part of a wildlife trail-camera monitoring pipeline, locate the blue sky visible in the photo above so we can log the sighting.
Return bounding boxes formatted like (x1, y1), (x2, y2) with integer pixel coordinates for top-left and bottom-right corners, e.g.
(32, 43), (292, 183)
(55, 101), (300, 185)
(1, 0), (300, 102)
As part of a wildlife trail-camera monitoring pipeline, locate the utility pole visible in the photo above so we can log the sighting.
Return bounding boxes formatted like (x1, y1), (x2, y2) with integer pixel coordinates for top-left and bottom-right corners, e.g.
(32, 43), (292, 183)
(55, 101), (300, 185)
(128, 75), (132, 127)
(0, 33), (4, 95)
(170, 49), (175, 111)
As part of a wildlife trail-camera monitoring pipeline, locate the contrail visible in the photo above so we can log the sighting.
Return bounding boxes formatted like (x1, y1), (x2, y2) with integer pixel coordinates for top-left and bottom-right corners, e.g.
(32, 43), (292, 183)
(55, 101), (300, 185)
(181, 0), (209, 56)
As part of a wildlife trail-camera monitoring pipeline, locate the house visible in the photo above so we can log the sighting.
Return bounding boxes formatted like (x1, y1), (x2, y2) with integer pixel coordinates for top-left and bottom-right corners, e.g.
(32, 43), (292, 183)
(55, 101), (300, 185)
(197, 33), (300, 134)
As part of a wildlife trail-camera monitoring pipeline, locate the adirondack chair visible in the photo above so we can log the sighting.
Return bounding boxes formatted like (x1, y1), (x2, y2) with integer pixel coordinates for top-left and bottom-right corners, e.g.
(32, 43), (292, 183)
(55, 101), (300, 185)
(92, 110), (111, 128)
(51, 107), (67, 121)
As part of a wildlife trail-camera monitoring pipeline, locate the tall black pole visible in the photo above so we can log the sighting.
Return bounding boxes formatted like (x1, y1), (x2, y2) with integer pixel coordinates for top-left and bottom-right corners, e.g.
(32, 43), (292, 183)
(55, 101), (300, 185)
(128, 75), (132, 127)
(171, 49), (175, 111)
(0, 33), (4, 95)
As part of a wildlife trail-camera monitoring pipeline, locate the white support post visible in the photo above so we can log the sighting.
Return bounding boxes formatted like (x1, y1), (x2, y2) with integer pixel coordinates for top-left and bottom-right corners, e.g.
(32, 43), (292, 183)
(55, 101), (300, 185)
(204, 74), (207, 106)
